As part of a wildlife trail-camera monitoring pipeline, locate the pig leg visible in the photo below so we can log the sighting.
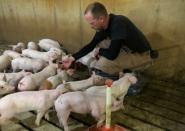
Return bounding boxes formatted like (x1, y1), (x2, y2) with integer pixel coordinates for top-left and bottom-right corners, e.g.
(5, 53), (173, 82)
(55, 103), (71, 131)
(44, 111), (50, 121)
(35, 110), (46, 126)
(96, 114), (105, 128)
(0, 116), (12, 125)
(33, 69), (38, 73)
(12, 67), (17, 72)
(57, 109), (70, 131)
(91, 104), (105, 128)
(0, 117), (7, 125)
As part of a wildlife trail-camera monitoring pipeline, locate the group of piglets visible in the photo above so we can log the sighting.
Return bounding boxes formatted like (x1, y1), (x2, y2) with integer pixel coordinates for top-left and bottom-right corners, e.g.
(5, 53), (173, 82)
(0, 38), (137, 131)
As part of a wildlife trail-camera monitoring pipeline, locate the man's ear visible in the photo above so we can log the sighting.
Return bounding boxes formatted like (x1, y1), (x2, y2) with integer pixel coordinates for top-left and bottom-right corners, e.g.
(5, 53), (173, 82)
(100, 16), (106, 23)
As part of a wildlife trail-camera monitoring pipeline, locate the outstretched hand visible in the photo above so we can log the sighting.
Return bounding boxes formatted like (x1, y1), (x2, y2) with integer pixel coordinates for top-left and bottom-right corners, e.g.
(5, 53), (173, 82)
(62, 60), (73, 69)
(60, 55), (75, 69)
(93, 47), (100, 60)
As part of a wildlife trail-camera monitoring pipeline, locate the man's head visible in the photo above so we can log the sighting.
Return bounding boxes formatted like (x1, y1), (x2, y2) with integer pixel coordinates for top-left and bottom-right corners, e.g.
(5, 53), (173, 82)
(84, 2), (109, 30)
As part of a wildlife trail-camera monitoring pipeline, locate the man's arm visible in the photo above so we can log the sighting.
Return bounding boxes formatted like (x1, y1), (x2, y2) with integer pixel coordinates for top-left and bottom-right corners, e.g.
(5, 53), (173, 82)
(61, 31), (106, 69)
(72, 31), (106, 60)
(99, 39), (124, 60)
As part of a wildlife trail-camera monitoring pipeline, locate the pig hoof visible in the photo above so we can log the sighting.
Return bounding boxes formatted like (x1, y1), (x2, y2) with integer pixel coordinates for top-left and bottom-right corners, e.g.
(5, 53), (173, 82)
(44, 114), (50, 121)
(35, 120), (40, 126)
(96, 122), (103, 128)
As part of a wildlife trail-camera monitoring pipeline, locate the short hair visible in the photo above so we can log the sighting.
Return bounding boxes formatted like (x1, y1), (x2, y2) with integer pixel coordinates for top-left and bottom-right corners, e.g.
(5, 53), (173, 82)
(84, 2), (108, 18)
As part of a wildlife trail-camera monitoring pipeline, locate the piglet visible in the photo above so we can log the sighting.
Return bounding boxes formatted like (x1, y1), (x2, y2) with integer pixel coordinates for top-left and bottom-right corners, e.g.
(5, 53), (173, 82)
(66, 71), (105, 91)
(22, 48), (63, 63)
(0, 83), (70, 126)
(55, 91), (122, 131)
(77, 48), (98, 67)
(3, 50), (21, 59)
(10, 42), (26, 53)
(39, 69), (73, 90)
(0, 54), (12, 72)
(0, 70), (32, 87)
(27, 41), (39, 50)
(54, 73), (137, 131)
(12, 57), (47, 73)
(0, 75), (15, 96)
(38, 38), (61, 51)
(17, 64), (57, 91)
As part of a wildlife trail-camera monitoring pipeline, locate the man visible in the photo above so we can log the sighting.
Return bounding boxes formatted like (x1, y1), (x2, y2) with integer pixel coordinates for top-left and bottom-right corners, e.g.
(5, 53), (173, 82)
(62, 2), (158, 94)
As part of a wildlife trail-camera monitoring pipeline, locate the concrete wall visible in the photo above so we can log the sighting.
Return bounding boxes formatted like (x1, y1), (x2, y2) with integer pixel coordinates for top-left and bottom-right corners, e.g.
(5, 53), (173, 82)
(0, 0), (185, 83)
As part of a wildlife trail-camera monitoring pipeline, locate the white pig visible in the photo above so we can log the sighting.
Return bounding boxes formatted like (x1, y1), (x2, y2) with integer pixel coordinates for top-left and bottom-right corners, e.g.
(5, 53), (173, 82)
(3, 50), (21, 59)
(77, 48), (98, 67)
(27, 41), (39, 50)
(38, 38), (61, 51)
(39, 69), (74, 90)
(66, 71), (105, 91)
(0, 76), (15, 96)
(85, 73), (137, 100)
(22, 48), (62, 62)
(0, 54), (12, 71)
(10, 42), (26, 53)
(0, 70), (32, 87)
(54, 73), (137, 131)
(55, 91), (122, 131)
(11, 57), (47, 73)
(17, 64), (57, 91)
(0, 83), (70, 126)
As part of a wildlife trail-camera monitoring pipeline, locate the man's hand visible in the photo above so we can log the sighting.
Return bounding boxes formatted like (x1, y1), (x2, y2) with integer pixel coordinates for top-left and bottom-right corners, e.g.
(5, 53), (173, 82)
(93, 47), (100, 60)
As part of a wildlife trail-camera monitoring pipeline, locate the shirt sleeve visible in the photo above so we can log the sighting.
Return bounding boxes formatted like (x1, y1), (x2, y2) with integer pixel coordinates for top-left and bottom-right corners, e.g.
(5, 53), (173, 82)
(72, 31), (106, 60)
(99, 39), (124, 60)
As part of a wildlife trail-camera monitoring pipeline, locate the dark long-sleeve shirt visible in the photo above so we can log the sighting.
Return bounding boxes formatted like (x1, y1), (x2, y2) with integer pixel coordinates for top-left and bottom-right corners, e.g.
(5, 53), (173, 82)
(72, 14), (152, 60)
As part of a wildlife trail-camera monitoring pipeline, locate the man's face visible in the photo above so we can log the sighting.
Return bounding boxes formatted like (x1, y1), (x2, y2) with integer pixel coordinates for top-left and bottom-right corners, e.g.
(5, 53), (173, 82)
(84, 11), (104, 30)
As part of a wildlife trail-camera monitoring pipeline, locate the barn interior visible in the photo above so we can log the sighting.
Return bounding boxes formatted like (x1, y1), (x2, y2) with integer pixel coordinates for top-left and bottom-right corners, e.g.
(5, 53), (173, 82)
(0, 0), (185, 131)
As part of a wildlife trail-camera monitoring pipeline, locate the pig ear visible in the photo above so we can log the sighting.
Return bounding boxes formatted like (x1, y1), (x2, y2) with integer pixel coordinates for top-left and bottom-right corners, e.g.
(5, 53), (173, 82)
(2, 74), (7, 82)
(3, 70), (7, 82)
(119, 72), (124, 78)
(62, 80), (66, 84)
(61, 52), (66, 56)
